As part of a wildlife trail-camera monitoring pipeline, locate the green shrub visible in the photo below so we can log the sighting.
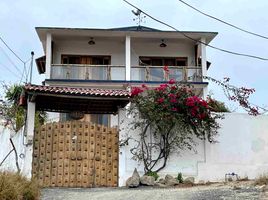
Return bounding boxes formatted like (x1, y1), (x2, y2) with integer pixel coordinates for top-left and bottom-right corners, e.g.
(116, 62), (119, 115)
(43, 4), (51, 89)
(177, 172), (183, 183)
(146, 171), (159, 181)
(0, 171), (40, 200)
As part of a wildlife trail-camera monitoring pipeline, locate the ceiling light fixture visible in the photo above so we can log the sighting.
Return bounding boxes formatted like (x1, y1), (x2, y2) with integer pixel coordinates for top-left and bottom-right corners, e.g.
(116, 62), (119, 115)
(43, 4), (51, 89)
(159, 39), (167, 48)
(88, 37), (95, 45)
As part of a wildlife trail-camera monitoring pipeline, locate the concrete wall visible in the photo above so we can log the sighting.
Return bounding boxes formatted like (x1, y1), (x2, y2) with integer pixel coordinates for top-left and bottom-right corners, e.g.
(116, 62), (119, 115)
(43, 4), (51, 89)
(118, 112), (268, 186)
(52, 38), (195, 66)
(0, 125), (32, 178)
(198, 113), (268, 182)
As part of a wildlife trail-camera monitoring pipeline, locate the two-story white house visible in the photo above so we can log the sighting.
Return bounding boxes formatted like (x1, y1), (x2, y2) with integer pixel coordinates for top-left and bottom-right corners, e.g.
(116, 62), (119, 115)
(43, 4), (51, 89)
(23, 26), (217, 187)
(34, 26), (216, 124)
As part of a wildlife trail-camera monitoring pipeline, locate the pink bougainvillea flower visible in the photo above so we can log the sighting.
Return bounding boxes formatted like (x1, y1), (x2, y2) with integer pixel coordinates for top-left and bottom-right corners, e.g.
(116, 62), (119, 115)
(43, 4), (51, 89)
(168, 93), (176, 98)
(163, 65), (169, 73)
(131, 87), (143, 96)
(171, 107), (178, 111)
(200, 100), (208, 108)
(171, 85), (177, 90)
(157, 98), (164, 104)
(141, 84), (148, 89)
(168, 79), (176, 84)
(170, 98), (177, 103)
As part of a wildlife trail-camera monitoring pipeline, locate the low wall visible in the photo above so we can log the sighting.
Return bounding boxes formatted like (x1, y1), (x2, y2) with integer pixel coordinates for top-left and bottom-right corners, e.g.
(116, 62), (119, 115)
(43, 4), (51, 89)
(118, 112), (268, 186)
(198, 113), (268, 182)
(0, 125), (32, 178)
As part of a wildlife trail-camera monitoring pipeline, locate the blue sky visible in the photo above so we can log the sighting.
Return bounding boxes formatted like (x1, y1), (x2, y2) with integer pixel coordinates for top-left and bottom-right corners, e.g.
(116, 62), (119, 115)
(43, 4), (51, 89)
(0, 0), (267, 112)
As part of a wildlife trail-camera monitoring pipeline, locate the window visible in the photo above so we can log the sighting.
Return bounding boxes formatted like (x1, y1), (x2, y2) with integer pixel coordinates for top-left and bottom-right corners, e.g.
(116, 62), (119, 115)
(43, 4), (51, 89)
(139, 57), (188, 66)
(61, 55), (111, 65)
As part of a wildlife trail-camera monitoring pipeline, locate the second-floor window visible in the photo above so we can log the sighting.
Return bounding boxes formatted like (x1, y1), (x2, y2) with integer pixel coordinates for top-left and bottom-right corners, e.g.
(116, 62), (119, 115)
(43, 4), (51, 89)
(136, 57), (188, 81)
(139, 57), (188, 66)
(61, 55), (111, 80)
(61, 55), (111, 65)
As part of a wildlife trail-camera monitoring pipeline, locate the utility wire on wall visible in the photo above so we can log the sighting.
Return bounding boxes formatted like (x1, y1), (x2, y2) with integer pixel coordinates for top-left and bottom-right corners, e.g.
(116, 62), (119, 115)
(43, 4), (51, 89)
(177, 0), (268, 40)
(123, 0), (268, 61)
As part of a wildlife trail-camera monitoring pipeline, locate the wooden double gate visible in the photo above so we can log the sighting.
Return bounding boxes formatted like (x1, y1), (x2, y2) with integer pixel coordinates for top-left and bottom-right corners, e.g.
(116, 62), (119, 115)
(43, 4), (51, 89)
(32, 121), (119, 187)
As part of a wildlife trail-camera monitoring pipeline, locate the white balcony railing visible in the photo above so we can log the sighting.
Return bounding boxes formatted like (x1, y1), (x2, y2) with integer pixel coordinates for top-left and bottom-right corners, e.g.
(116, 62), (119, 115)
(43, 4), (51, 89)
(50, 64), (202, 82)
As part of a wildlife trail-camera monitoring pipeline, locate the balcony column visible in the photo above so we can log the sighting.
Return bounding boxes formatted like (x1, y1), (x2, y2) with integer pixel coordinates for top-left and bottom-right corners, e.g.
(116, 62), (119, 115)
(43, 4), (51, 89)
(200, 37), (208, 98)
(45, 33), (52, 80)
(125, 35), (131, 81)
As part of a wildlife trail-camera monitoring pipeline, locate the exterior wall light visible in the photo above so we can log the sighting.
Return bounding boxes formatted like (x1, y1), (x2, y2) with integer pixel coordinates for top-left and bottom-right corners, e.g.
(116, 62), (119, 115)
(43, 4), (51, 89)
(88, 37), (95, 45)
(160, 39), (167, 47)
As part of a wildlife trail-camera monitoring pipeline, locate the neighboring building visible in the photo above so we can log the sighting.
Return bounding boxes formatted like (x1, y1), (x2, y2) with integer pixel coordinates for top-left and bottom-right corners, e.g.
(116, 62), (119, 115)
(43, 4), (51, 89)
(22, 26), (218, 187)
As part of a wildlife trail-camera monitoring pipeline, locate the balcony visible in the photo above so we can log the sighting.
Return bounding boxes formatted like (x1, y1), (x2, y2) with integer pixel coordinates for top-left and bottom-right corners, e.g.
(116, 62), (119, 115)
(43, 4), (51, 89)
(50, 64), (202, 82)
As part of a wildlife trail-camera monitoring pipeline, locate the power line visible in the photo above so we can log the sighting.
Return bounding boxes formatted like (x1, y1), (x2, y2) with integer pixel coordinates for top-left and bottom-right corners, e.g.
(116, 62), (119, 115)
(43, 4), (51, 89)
(177, 0), (268, 40)
(123, 0), (268, 61)
(0, 46), (25, 78)
(0, 36), (25, 63)
(0, 62), (21, 79)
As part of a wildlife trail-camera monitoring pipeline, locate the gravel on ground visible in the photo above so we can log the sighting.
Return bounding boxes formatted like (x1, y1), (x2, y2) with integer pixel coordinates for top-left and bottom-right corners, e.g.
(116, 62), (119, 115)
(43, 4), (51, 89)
(41, 181), (268, 200)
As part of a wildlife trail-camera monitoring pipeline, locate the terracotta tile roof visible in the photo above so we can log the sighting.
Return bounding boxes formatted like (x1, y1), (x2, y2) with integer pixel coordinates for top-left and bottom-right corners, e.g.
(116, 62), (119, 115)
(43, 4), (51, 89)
(24, 84), (131, 98)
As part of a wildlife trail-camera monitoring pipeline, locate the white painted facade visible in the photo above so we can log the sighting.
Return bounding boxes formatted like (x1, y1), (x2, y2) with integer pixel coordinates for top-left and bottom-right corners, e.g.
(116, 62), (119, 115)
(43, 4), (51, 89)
(118, 112), (268, 186)
(51, 38), (196, 67)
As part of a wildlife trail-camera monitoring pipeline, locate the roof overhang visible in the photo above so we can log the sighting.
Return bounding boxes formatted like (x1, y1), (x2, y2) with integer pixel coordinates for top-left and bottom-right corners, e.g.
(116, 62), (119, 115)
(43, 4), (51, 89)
(24, 84), (130, 114)
(45, 79), (208, 89)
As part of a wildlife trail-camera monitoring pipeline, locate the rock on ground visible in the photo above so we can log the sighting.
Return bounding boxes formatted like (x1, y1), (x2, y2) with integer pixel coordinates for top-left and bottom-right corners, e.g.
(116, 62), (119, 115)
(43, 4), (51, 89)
(126, 168), (140, 188)
(140, 175), (155, 186)
(165, 174), (180, 186)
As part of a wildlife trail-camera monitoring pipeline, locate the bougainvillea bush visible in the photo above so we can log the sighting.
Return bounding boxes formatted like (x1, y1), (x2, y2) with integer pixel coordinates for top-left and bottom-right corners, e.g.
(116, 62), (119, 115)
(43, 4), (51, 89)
(129, 80), (222, 173)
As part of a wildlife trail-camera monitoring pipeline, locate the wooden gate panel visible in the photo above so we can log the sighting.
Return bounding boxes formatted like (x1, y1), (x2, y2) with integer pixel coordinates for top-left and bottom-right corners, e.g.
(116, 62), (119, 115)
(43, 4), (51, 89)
(32, 121), (119, 188)
(32, 127), (40, 180)
(82, 123), (89, 187)
(69, 121), (77, 187)
(94, 125), (101, 187)
(57, 122), (64, 187)
(76, 121), (83, 187)
(106, 130), (113, 187)
(51, 122), (59, 186)
(100, 126), (107, 186)
(63, 122), (71, 187)
(44, 124), (53, 187)
(112, 128), (119, 187)
(89, 124), (95, 187)
(38, 126), (46, 185)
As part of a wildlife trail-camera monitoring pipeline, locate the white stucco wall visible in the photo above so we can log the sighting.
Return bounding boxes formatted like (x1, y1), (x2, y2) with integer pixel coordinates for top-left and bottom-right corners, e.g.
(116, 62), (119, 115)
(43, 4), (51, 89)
(198, 113), (268, 182)
(0, 125), (32, 178)
(52, 38), (196, 66)
(119, 112), (268, 186)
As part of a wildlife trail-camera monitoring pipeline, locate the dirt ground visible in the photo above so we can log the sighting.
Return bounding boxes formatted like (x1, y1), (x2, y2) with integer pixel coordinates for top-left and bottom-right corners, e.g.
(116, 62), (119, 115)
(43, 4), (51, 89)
(41, 181), (268, 200)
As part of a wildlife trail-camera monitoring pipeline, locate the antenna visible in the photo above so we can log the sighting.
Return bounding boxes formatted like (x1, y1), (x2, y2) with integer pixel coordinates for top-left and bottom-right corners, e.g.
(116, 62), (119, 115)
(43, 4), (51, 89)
(132, 9), (146, 27)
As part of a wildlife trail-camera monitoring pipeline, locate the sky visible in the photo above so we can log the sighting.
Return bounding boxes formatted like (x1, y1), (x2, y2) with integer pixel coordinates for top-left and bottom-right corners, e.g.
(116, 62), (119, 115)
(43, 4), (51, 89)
(0, 0), (267, 113)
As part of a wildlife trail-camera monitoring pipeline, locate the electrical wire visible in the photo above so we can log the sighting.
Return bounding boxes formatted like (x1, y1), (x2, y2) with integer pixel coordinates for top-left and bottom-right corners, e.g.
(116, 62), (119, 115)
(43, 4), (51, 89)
(0, 46), (25, 77)
(177, 0), (268, 40)
(0, 36), (25, 63)
(0, 62), (21, 79)
(123, 0), (268, 61)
